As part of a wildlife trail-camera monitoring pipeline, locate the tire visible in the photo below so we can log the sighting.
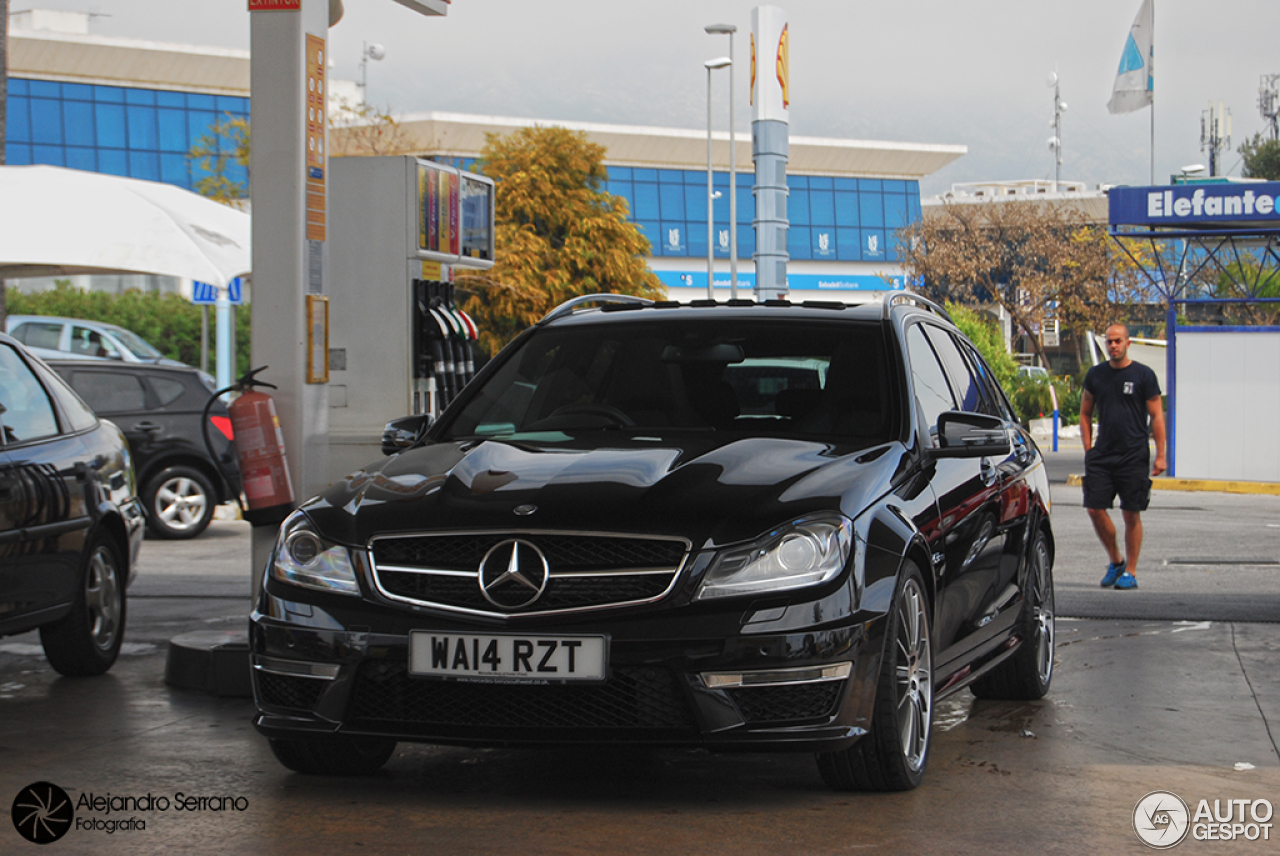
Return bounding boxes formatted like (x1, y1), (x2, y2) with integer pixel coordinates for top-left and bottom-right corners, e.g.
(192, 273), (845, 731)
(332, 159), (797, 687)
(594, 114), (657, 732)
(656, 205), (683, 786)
(817, 562), (933, 791)
(144, 465), (216, 539)
(39, 531), (127, 677)
(268, 737), (397, 776)
(971, 530), (1055, 701)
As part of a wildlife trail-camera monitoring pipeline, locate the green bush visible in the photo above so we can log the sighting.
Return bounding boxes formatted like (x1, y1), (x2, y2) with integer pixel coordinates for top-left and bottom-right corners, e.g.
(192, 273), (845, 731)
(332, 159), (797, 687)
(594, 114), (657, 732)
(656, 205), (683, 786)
(6, 282), (251, 376)
(1007, 375), (1081, 425)
(944, 302), (1019, 390)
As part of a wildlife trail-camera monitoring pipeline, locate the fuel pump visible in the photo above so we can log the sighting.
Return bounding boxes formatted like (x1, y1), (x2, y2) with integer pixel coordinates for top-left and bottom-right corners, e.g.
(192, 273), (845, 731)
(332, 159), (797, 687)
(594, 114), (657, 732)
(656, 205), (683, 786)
(412, 279), (481, 416)
(326, 155), (494, 480)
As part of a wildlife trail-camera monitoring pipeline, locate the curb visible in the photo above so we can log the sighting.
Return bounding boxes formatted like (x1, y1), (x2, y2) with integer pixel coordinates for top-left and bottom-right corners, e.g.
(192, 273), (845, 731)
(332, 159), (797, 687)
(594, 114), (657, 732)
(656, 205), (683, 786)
(1066, 473), (1280, 496)
(164, 630), (252, 698)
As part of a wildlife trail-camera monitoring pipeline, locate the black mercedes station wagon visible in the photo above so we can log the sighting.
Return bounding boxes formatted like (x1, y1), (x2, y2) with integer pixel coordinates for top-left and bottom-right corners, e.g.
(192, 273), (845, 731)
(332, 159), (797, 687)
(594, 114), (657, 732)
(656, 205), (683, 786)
(252, 294), (1054, 790)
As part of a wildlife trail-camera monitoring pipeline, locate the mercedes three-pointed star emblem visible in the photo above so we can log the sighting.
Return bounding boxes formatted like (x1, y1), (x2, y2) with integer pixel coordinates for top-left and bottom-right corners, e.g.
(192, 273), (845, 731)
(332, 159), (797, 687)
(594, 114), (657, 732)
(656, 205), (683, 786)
(478, 539), (550, 609)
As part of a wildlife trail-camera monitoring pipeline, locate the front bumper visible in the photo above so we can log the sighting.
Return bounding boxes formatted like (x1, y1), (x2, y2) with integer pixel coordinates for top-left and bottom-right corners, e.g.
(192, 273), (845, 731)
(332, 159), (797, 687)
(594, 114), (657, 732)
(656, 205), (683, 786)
(250, 596), (886, 753)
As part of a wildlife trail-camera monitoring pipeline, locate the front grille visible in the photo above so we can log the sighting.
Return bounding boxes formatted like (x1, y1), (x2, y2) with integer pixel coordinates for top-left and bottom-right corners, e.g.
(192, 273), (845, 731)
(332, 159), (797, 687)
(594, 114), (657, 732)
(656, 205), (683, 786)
(347, 660), (697, 731)
(255, 671), (327, 711)
(727, 681), (844, 724)
(369, 532), (689, 616)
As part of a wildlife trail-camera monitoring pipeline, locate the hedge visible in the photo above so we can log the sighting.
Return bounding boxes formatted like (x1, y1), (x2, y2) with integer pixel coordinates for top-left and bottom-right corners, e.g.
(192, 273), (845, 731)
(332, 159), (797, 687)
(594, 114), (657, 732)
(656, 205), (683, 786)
(5, 282), (251, 377)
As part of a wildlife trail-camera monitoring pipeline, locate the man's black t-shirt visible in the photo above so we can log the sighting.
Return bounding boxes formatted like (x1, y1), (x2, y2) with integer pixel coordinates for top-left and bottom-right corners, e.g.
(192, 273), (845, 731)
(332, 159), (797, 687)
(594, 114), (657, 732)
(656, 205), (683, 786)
(1084, 360), (1161, 461)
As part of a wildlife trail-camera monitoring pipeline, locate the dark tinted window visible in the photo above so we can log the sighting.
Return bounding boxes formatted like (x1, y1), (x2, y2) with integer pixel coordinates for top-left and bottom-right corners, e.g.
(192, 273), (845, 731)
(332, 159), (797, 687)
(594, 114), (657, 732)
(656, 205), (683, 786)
(0, 344), (59, 443)
(28, 359), (98, 433)
(956, 338), (1015, 421)
(444, 318), (891, 444)
(149, 376), (187, 407)
(906, 324), (955, 448)
(922, 324), (994, 416)
(69, 370), (147, 413)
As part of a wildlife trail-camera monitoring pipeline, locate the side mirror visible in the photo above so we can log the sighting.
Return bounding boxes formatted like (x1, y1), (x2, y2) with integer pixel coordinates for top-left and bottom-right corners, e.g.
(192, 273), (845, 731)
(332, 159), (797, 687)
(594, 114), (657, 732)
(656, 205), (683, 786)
(929, 411), (1011, 458)
(381, 414), (431, 456)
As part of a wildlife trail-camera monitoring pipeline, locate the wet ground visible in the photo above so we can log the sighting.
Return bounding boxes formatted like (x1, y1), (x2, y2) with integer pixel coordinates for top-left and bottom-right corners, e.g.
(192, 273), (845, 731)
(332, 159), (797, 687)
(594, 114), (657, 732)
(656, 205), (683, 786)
(1, 445), (1277, 854)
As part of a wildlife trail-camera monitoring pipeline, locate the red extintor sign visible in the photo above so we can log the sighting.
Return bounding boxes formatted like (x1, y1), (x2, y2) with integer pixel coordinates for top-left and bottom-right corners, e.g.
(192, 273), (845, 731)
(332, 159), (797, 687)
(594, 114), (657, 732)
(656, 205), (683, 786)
(248, 0), (301, 10)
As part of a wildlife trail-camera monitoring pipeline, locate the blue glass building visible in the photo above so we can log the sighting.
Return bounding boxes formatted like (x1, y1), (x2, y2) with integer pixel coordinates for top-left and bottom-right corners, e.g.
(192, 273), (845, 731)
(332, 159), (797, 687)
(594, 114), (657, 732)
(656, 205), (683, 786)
(8, 16), (964, 302)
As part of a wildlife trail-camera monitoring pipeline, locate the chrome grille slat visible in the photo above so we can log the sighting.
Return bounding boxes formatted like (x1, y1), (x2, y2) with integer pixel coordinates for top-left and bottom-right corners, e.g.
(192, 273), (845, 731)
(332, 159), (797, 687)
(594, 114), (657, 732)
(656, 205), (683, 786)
(368, 531), (690, 617)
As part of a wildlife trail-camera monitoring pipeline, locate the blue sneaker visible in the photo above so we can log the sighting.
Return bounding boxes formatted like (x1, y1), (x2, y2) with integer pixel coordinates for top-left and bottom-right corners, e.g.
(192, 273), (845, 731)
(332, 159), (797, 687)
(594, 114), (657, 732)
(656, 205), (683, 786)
(1114, 571), (1139, 590)
(1100, 561), (1126, 588)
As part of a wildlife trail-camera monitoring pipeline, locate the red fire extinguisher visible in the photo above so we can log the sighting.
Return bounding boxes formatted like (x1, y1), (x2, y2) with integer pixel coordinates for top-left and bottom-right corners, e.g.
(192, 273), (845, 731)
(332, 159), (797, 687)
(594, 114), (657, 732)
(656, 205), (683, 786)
(203, 366), (294, 527)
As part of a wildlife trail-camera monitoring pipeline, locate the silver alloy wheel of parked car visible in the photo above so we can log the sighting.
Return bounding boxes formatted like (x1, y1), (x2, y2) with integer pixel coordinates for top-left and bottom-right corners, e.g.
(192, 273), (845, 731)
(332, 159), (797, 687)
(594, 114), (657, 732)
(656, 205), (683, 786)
(39, 532), (127, 676)
(145, 466), (216, 539)
(1030, 536), (1055, 687)
(85, 544), (124, 652)
(895, 574), (933, 773)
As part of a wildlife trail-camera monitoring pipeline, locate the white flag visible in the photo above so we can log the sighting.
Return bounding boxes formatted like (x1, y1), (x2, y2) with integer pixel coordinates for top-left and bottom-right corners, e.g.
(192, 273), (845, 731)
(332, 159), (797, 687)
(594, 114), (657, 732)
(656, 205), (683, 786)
(1107, 0), (1154, 114)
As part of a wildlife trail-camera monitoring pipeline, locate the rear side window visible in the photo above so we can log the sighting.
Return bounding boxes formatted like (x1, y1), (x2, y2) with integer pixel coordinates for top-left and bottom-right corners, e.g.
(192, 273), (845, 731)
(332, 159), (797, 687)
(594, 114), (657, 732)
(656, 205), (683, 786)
(12, 321), (63, 350)
(148, 376), (188, 408)
(68, 370), (147, 413)
(0, 344), (59, 443)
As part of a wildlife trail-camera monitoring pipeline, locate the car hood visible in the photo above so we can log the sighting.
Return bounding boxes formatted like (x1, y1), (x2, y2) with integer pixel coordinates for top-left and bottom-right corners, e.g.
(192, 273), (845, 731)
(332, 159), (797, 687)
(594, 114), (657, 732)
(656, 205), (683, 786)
(304, 435), (908, 550)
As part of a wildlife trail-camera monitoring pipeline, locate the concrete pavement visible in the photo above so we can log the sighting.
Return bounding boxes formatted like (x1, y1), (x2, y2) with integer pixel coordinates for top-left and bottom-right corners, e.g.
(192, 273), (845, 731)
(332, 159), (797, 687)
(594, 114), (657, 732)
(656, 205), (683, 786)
(1, 455), (1278, 854)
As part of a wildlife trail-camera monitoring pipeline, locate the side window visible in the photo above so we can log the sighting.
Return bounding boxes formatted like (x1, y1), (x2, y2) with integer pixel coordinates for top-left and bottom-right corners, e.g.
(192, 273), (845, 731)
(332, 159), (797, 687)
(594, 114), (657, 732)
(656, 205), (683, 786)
(12, 321), (63, 350)
(957, 338), (1016, 421)
(922, 325), (995, 416)
(0, 344), (60, 444)
(29, 359), (98, 433)
(69, 371), (147, 414)
(71, 325), (119, 359)
(149, 376), (188, 408)
(905, 324), (956, 447)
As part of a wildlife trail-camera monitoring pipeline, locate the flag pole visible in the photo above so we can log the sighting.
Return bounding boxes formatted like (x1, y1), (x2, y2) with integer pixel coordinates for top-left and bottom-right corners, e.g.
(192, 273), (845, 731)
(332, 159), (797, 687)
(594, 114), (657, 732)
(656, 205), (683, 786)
(1150, 0), (1155, 184)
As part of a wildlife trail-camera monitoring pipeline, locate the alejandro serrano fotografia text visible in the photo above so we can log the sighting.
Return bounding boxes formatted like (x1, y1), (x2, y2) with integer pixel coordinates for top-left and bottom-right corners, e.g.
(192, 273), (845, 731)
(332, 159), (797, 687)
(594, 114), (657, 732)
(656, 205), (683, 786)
(77, 792), (250, 814)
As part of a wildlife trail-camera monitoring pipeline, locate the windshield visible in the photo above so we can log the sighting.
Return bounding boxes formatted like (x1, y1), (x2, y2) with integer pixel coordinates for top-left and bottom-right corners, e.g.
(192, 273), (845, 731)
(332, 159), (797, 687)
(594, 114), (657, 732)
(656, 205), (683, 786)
(441, 317), (895, 444)
(108, 326), (164, 359)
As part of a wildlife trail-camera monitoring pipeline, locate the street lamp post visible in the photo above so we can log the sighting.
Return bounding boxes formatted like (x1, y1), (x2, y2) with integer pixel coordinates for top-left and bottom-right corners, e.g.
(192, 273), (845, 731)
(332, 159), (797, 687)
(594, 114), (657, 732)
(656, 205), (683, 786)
(705, 56), (731, 300)
(359, 41), (386, 105)
(705, 24), (738, 299)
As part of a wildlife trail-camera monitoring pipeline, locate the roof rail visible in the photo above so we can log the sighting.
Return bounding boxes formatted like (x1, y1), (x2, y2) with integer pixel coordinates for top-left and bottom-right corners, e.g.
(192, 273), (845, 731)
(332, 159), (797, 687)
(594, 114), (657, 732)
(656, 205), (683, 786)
(540, 294), (653, 324)
(883, 291), (953, 324)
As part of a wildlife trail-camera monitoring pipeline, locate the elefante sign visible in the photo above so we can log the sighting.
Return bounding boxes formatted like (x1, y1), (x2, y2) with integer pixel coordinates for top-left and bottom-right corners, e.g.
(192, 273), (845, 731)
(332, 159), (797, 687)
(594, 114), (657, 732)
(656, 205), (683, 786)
(1110, 182), (1280, 228)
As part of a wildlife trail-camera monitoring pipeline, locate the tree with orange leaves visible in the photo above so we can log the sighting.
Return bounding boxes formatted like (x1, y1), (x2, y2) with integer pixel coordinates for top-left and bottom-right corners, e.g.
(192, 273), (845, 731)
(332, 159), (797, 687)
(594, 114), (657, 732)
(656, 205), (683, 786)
(455, 126), (664, 356)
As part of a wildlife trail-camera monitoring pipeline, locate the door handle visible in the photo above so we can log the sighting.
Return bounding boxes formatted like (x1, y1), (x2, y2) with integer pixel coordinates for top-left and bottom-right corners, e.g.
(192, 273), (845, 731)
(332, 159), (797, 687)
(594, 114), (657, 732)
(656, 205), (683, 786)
(980, 458), (998, 487)
(131, 422), (162, 433)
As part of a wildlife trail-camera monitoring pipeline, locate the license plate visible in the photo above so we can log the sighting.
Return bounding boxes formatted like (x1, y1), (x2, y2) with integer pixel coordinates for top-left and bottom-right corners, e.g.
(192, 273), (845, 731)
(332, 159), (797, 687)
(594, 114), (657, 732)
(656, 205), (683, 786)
(409, 632), (608, 682)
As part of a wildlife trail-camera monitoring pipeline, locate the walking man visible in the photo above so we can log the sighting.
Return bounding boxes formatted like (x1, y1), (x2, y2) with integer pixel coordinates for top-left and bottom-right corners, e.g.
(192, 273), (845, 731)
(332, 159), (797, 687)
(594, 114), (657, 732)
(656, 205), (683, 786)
(1079, 323), (1166, 590)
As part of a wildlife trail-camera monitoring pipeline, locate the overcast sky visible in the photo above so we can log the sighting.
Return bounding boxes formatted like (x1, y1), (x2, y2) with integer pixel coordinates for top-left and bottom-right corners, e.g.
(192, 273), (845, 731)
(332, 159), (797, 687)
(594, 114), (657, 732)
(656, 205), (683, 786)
(17, 0), (1280, 194)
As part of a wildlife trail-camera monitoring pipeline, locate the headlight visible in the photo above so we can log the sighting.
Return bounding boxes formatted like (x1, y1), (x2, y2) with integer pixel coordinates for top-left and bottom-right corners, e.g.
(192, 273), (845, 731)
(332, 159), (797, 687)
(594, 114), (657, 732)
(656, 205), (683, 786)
(696, 514), (854, 601)
(270, 510), (360, 595)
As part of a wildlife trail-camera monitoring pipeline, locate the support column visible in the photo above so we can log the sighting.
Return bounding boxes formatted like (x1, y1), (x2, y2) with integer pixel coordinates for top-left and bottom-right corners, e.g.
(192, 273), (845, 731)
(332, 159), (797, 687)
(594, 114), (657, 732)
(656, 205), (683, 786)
(751, 6), (790, 301)
(248, 0), (334, 588)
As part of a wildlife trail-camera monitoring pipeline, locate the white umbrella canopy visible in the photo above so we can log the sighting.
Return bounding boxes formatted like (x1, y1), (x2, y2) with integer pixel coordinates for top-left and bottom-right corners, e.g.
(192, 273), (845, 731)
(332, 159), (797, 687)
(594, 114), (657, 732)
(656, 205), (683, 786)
(0, 165), (250, 288)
